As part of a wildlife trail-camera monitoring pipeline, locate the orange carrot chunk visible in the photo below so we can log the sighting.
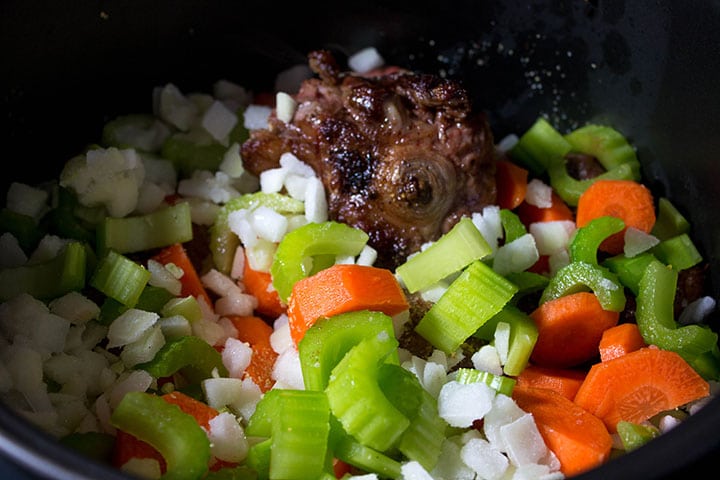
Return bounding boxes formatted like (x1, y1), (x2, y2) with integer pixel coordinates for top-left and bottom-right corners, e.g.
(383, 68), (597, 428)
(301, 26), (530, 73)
(228, 315), (278, 392)
(242, 251), (286, 319)
(574, 346), (710, 433)
(512, 384), (613, 477)
(598, 323), (647, 362)
(516, 190), (574, 227)
(495, 159), (529, 210)
(286, 263), (409, 346)
(575, 179), (656, 255)
(151, 243), (212, 306)
(529, 291), (619, 368)
(515, 364), (587, 401)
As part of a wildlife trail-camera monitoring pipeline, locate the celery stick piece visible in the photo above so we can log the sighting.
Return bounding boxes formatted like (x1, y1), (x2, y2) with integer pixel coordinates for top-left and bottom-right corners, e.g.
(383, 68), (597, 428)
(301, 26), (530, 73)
(97, 202), (193, 254)
(454, 367), (516, 396)
(652, 197), (691, 240)
(651, 233), (702, 271)
(396, 217), (491, 294)
(90, 250), (150, 307)
(415, 260), (518, 354)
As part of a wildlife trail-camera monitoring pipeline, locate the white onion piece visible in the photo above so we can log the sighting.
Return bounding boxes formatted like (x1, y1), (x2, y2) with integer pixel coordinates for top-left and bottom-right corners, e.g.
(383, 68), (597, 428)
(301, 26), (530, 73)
(275, 92), (297, 123)
(623, 227), (660, 257)
(243, 105), (272, 130)
(348, 46), (385, 73)
(525, 179), (553, 208)
(202, 100), (238, 142)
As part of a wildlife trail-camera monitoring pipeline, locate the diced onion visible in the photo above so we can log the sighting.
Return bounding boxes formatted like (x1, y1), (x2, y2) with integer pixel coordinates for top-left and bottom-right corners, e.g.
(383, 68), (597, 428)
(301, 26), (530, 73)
(348, 47), (385, 73)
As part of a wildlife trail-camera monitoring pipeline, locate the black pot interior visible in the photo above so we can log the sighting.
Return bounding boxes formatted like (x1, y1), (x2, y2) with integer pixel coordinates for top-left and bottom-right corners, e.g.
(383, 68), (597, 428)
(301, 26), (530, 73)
(2, 0), (720, 478)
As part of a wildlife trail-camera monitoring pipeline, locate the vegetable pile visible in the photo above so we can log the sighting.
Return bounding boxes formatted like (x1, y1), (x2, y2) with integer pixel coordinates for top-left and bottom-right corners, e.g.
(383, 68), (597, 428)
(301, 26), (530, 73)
(0, 46), (718, 480)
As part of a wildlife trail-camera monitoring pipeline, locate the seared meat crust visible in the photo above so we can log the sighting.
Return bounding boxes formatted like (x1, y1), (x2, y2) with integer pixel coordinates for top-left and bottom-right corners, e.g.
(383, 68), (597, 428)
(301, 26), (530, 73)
(242, 50), (497, 269)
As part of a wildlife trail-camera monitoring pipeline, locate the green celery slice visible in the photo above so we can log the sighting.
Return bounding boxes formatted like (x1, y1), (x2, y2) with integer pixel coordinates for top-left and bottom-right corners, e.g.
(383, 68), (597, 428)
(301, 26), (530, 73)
(636, 259), (720, 380)
(0, 241), (86, 302)
(415, 260), (518, 354)
(510, 117), (571, 173)
(616, 421), (659, 452)
(378, 364), (444, 471)
(540, 261), (626, 312)
(325, 333), (408, 452)
(602, 252), (657, 296)
(111, 391), (210, 480)
(271, 221), (368, 303)
(269, 390), (331, 480)
(651, 233), (702, 271)
(499, 208), (527, 244)
(396, 217), (491, 294)
(97, 201), (193, 254)
(454, 367), (516, 396)
(161, 295), (203, 322)
(505, 271), (550, 304)
(162, 130), (228, 176)
(475, 305), (539, 376)
(298, 310), (399, 391)
(569, 216), (626, 266)
(547, 160), (641, 207)
(210, 192), (305, 274)
(204, 466), (259, 480)
(651, 197), (691, 240)
(0, 208), (45, 252)
(245, 389), (282, 438)
(90, 249), (150, 307)
(45, 187), (95, 245)
(136, 335), (228, 383)
(246, 438), (271, 480)
(564, 124), (639, 171)
(330, 420), (402, 479)
(98, 284), (175, 325)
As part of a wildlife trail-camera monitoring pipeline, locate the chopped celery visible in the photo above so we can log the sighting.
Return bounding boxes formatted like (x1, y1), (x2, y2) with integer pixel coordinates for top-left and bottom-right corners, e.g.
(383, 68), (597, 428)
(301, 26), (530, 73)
(651, 233), (702, 271)
(298, 310), (399, 391)
(98, 285), (175, 325)
(397, 217), (491, 294)
(0, 241), (86, 302)
(210, 192), (304, 274)
(505, 271), (549, 303)
(325, 333), (409, 452)
(162, 130), (228, 176)
(510, 117), (571, 173)
(636, 259), (720, 379)
(44, 186), (95, 245)
(377, 364), (444, 471)
(454, 367), (516, 396)
(269, 390), (332, 480)
(205, 466), (259, 480)
(111, 391), (210, 480)
(0, 208), (44, 253)
(564, 124), (639, 171)
(330, 418), (403, 478)
(652, 197), (691, 240)
(271, 221), (368, 303)
(90, 250), (150, 307)
(415, 260), (518, 354)
(616, 421), (659, 452)
(246, 438), (271, 480)
(569, 216), (625, 266)
(97, 202), (193, 254)
(245, 389), (282, 438)
(540, 261), (626, 312)
(499, 208), (527, 244)
(161, 295), (203, 322)
(136, 335), (228, 383)
(474, 305), (538, 376)
(602, 252), (657, 296)
(547, 160), (641, 207)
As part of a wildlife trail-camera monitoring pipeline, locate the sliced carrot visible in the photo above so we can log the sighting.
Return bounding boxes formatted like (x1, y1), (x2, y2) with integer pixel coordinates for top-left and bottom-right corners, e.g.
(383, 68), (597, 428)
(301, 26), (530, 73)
(512, 384), (613, 477)
(573, 346), (710, 433)
(227, 315), (278, 392)
(151, 243), (212, 306)
(598, 323), (647, 362)
(516, 190), (574, 227)
(286, 263), (409, 346)
(529, 292), (619, 368)
(575, 179), (656, 255)
(242, 251), (286, 319)
(495, 159), (529, 210)
(515, 364), (587, 401)
(113, 391), (223, 473)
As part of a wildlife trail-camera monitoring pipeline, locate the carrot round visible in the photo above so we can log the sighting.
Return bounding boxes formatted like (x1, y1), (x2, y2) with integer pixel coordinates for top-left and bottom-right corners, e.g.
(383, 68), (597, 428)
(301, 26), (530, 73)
(151, 243), (212, 306)
(529, 292), (619, 368)
(515, 364), (587, 401)
(574, 346), (710, 432)
(598, 322), (647, 362)
(575, 179), (656, 255)
(242, 251), (286, 319)
(512, 384), (613, 477)
(286, 263), (408, 346)
(516, 190), (574, 227)
(228, 315), (278, 392)
(495, 159), (529, 210)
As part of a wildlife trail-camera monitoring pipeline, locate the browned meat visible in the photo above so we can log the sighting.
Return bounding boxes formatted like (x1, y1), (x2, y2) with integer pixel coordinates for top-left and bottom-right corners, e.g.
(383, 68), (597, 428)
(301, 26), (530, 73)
(241, 50), (497, 269)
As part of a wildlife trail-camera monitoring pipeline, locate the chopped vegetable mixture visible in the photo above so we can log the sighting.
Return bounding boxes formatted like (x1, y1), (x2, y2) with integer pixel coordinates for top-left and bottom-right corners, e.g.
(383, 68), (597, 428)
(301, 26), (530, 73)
(0, 46), (718, 480)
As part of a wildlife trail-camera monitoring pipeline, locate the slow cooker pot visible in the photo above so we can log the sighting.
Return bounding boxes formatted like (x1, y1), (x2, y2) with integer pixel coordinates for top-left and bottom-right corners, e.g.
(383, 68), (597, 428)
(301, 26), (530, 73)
(2, 0), (719, 478)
